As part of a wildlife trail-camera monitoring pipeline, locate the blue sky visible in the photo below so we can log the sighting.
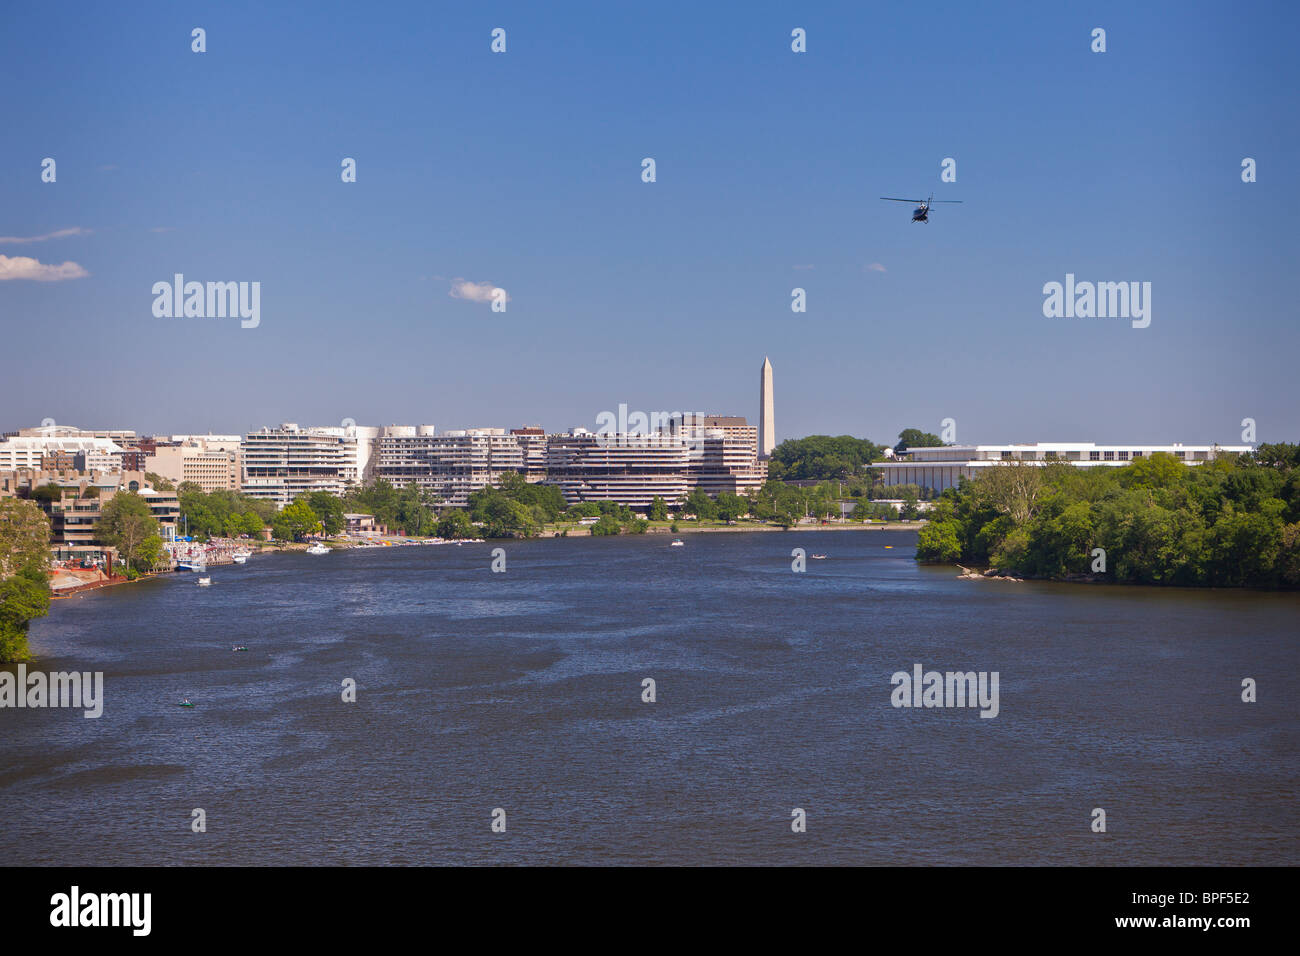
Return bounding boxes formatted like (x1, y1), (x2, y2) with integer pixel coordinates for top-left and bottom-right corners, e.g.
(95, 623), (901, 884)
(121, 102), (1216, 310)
(2, 0), (1296, 447)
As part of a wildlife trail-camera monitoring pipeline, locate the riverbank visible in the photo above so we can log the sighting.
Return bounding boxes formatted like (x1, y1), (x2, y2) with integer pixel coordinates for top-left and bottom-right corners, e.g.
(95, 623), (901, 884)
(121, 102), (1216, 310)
(539, 520), (926, 538)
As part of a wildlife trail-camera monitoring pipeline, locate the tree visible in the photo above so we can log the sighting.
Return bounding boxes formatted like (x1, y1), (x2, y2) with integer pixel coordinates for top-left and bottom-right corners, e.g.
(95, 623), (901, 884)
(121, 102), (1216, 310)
(437, 509), (475, 540)
(30, 483), (63, 503)
(0, 499), (52, 579)
(648, 496), (668, 521)
(98, 492), (158, 571)
(303, 491), (345, 535)
(0, 560), (50, 663)
(975, 462), (1046, 525)
(1120, 452), (1185, 490)
(769, 435), (885, 480)
(911, 443), (1300, 588)
(590, 514), (622, 536)
(565, 502), (602, 520)
(239, 511), (266, 537)
(917, 521), (962, 562)
(137, 534), (168, 572)
(272, 499), (323, 541)
(178, 485), (275, 540)
(683, 489), (717, 521)
(895, 428), (944, 455)
(715, 492), (748, 522)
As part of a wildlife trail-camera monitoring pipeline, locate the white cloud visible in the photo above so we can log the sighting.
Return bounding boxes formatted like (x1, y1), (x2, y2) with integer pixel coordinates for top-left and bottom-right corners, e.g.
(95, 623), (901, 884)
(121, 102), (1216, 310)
(449, 278), (507, 304)
(0, 255), (89, 281)
(866, 262), (887, 273)
(0, 227), (90, 245)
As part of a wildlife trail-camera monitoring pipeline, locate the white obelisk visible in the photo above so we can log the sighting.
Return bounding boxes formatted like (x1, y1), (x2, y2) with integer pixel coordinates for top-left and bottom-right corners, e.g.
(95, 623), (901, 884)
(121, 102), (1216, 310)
(759, 356), (775, 458)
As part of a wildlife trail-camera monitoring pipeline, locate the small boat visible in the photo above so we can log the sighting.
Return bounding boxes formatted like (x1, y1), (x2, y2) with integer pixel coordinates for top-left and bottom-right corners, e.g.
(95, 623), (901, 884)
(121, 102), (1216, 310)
(306, 542), (330, 555)
(232, 549), (251, 564)
(178, 698), (194, 708)
(884, 545), (893, 549)
(197, 576), (212, 586)
(670, 539), (685, 547)
(811, 553), (828, 560)
(231, 645), (248, 652)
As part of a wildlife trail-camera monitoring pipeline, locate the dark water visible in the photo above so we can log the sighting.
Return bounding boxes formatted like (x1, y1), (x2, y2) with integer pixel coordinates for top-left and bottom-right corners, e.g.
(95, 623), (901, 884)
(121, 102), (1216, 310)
(2, 531), (1296, 866)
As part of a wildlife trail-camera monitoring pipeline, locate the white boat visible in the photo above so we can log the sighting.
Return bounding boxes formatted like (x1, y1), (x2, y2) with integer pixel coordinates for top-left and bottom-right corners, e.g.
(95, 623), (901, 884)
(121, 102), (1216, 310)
(197, 576), (212, 587)
(670, 539), (685, 547)
(231, 549), (252, 564)
(306, 542), (330, 555)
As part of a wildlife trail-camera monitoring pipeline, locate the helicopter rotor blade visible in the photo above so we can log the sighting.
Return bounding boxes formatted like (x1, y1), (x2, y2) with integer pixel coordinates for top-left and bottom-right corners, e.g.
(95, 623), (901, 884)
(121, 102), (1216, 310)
(928, 200), (963, 204)
(880, 197), (925, 203)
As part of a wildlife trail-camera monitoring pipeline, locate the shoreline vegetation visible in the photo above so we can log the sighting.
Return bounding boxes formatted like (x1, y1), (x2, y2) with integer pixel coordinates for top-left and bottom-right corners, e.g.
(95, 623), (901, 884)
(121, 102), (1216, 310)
(918, 443), (1300, 590)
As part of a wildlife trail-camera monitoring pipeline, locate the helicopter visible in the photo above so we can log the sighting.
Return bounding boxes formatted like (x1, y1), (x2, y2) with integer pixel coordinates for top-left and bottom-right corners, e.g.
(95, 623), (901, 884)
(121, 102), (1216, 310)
(880, 194), (962, 223)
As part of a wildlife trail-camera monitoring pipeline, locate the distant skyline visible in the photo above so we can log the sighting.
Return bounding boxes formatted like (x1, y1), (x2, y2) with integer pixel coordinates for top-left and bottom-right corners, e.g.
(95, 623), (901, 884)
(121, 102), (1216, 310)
(2, 1), (1297, 446)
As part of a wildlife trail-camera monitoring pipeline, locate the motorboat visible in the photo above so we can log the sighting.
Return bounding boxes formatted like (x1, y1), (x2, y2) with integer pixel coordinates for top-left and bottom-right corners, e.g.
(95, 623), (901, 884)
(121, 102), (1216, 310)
(670, 539), (685, 547)
(306, 542), (330, 555)
(197, 576), (212, 586)
(232, 549), (252, 564)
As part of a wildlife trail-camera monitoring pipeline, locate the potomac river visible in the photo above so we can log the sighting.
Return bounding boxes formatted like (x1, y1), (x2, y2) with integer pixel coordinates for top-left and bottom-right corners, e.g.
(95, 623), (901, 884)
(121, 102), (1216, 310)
(2, 531), (1296, 865)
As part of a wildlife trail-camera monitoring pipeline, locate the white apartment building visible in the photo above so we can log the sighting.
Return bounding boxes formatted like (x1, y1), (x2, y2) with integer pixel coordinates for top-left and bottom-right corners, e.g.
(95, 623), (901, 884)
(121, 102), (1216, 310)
(375, 427), (525, 508)
(0, 435), (127, 472)
(546, 430), (693, 509)
(5, 424), (138, 444)
(877, 442), (1255, 492)
(241, 424), (365, 506)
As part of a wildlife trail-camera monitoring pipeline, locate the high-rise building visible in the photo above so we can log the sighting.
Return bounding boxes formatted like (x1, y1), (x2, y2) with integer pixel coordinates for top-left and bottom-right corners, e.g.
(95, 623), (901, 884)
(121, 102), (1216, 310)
(148, 439), (240, 492)
(545, 430), (691, 509)
(374, 427), (526, 508)
(759, 357), (775, 458)
(241, 424), (363, 506)
(663, 414), (768, 497)
(510, 426), (548, 482)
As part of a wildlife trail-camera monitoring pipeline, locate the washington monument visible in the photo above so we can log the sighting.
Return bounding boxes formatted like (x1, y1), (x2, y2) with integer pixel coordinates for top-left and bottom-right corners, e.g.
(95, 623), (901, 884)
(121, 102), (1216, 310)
(759, 356), (775, 458)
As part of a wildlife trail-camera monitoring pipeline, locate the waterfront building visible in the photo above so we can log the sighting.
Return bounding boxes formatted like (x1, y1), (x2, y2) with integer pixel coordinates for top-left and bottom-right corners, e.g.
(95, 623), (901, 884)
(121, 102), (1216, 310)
(343, 513), (379, 533)
(148, 440), (241, 492)
(510, 426), (549, 482)
(375, 427), (525, 507)
(241, 424), (365, 506)
(664, 414), (768, 498)
(877, 441), (1255, 492)
(9, 470), (179, 563)
(545, 430), (692, 509)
